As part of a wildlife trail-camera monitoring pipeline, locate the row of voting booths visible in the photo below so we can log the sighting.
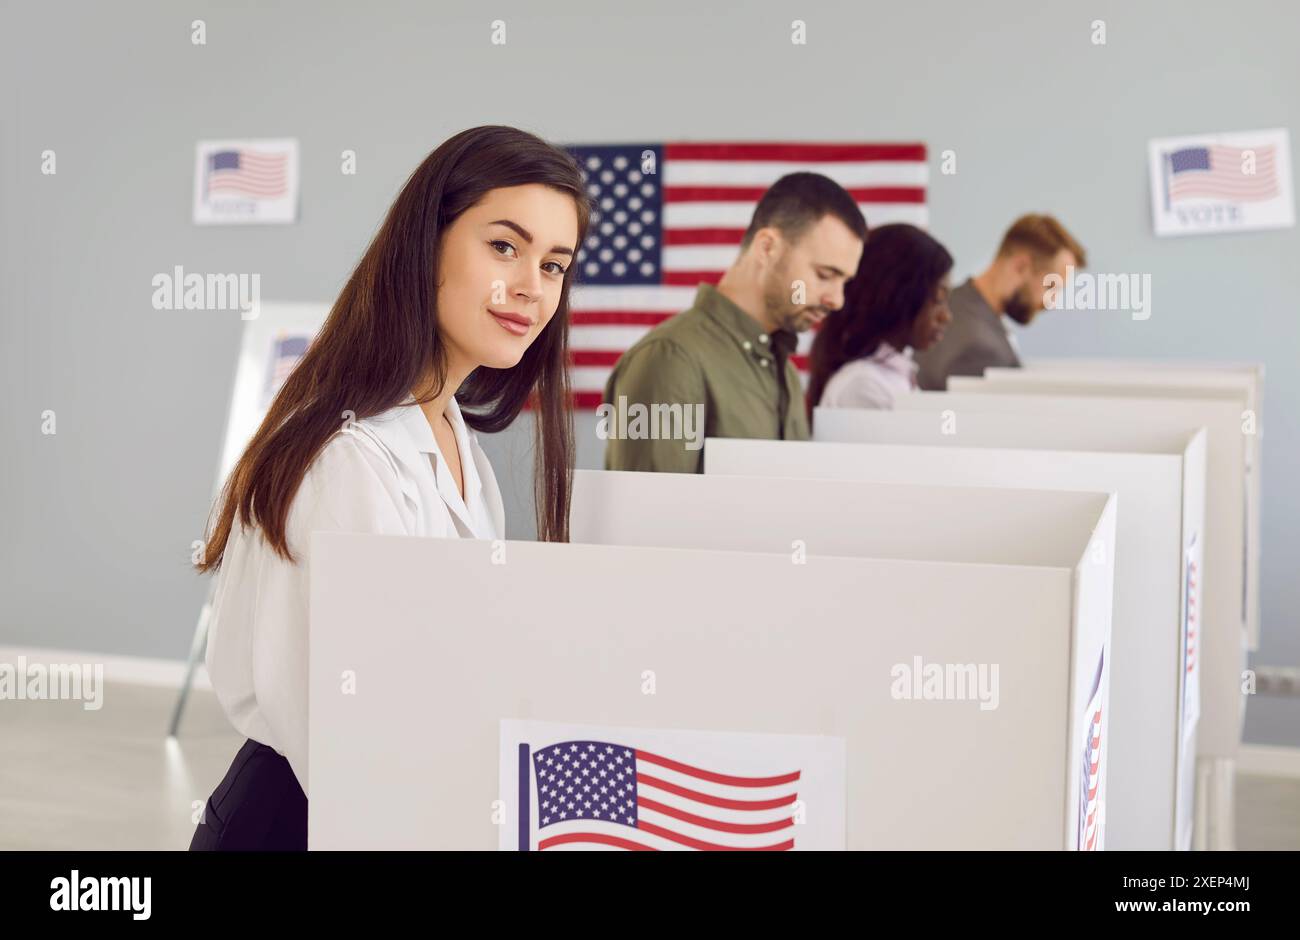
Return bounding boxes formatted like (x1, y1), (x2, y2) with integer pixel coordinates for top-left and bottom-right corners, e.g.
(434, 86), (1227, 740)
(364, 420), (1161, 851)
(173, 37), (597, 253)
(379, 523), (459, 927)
(306, 358), (1262, 851)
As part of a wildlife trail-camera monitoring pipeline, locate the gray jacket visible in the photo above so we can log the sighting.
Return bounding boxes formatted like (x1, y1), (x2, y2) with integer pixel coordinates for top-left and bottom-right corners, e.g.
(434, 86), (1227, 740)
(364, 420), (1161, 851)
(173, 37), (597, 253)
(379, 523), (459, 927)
(915, 278), (1020, 391)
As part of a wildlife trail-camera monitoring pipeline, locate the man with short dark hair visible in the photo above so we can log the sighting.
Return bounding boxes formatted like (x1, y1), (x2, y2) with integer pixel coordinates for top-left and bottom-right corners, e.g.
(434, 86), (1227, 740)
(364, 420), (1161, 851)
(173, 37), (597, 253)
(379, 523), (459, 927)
(603, 173), (867, 472)
(915, 214), (1087, 390)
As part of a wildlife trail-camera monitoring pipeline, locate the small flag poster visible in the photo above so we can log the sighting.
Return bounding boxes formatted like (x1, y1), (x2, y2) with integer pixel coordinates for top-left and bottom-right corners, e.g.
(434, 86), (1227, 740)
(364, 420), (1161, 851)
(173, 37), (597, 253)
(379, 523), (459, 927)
(499, 719), (845, 851)
(193, 138), (299, 225)
(1148, 128), (1294, 236)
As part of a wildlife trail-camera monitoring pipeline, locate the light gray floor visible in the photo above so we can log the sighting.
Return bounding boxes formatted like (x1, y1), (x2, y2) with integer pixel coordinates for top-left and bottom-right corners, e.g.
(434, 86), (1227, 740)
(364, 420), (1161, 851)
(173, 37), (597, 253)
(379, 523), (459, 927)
(2, 680), (1297, 850)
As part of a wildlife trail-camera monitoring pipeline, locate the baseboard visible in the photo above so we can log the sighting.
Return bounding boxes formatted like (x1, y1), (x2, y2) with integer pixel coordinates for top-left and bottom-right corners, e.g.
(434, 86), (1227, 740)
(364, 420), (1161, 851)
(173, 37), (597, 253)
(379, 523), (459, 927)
(1238, 744), (1300, 778)
(0, 646), (211, 691)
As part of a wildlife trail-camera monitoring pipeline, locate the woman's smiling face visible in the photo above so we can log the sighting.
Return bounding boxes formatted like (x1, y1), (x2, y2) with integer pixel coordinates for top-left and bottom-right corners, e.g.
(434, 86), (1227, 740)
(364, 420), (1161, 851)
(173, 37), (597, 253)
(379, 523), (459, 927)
(435, 183), (581, 371)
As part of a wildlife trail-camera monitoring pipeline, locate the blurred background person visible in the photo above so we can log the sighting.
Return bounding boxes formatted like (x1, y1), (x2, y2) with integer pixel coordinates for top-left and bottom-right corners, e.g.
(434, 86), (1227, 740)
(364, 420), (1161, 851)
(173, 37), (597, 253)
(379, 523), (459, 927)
(914, 213), (1086, 390)
(808, 223), (954, 414)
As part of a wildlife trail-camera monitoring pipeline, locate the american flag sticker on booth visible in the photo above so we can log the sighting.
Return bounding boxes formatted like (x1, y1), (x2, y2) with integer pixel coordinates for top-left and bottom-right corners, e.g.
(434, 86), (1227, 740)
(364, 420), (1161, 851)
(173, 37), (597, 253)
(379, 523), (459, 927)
(1182, 533), (1203, 730)
(1077, 648), (1107, 851)
(499, 720), (846, 850)
(193, 138), (300, 225)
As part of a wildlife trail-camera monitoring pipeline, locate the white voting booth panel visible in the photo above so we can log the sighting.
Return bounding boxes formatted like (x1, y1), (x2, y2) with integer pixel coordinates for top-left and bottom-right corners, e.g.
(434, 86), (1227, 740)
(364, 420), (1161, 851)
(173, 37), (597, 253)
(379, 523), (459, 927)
(309, 493), (1115, 849)
(572, 470), (1115, 850)
(891, 388), (1246, 849)
(895, 388), (1245, 754)
(1021, 357), (1263, 394)
(804, 410), (1207, 851)
(573, 470), (1112, 569)
(972, 366), (1263, 652)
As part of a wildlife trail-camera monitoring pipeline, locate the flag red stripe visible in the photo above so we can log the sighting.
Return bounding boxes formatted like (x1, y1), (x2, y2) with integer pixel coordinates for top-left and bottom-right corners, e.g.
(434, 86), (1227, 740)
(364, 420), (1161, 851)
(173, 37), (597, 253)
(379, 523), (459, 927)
(636, 819), (793, 851)
(1171, 179), (1278, 191)
(210, 176), (287, 188)
(663, 270), (724, 286)
(571, 350), (621, 367)
(208, 186), (287, 196)
(636, 772), (799, 810)
(663, 228), (749, 246)
(568, 350), (811, 371)
(637, 796), (795, 834)
(572, 391), (606, 409)
(538, 832), (656, 851)
(636, 749), (801, 787)
(212, 166), (287, 178)
(209, 185), (287, 196)
(209, 179), (287, 189)
(211, 174), (287, 186)
(665, 185), (925, 204)
(570, 311), (675, 326)
(664, 142), (926, 162)
(1171, 186), (1278, 198)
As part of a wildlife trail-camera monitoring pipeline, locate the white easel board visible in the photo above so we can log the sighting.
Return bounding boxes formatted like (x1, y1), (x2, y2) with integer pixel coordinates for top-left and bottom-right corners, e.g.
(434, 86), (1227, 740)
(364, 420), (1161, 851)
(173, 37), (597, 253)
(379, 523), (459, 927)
(892, 389), (1247, 765)
(309, 505), (1114, 849)
(802, 409), (1207, 850)
(217, 301), (329, 485)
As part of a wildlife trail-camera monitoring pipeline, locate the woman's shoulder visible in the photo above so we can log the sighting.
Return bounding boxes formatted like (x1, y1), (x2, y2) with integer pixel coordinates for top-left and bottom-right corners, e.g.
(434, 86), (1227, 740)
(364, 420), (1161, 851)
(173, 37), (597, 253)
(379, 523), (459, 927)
(826, 355), (889, 390)
(822, 356), (894, 409)
(304, 421), (407, 499)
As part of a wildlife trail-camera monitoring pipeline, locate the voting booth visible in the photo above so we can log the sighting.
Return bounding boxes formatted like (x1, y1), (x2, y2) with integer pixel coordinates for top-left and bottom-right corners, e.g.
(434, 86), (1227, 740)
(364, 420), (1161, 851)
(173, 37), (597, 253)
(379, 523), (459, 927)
(308, 476), (1116, 849)
(567, 475), (1118, 851)
(800, 409), (1207, 850)
(892, 387), (1247, 849)
(972, 364), (1263, 652)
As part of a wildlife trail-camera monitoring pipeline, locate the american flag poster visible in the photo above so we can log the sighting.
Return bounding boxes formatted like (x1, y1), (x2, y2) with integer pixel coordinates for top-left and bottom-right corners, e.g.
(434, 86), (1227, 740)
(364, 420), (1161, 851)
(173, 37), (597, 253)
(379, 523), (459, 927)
(1076, 649), (1107, 851)
(193, 138), (299, 225)
(1149, 128), (1295, 236)
(563, 141), (929, 409)
(499, 720), (845, 850)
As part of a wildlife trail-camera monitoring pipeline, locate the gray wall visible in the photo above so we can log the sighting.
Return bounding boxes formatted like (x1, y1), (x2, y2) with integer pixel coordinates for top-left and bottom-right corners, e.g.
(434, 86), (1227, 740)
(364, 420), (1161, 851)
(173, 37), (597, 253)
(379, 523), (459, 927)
(3, 0), (1296, 744)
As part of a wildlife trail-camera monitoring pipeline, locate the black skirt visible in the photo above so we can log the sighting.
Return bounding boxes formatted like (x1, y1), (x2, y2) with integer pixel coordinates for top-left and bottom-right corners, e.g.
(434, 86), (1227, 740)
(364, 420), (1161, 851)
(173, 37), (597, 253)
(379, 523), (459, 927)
(189, 738), (308, 850)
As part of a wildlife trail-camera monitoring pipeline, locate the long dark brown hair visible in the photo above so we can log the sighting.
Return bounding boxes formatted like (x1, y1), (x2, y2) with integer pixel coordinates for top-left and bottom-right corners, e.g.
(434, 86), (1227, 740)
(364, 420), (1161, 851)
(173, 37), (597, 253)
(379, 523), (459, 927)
(806, 223), (953, 414)
(197, 125), (590, 572)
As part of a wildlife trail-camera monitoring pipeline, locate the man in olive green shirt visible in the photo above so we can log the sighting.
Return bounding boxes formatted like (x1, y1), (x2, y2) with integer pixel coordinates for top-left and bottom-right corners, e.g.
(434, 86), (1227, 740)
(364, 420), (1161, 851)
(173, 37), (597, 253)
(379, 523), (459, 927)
(602, 173), (867, 473)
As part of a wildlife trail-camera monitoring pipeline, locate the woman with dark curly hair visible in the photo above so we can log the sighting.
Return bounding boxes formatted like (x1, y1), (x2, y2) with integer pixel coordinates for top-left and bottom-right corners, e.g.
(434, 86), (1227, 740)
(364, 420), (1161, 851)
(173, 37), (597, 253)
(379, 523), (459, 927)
(807, 223), (953, 415)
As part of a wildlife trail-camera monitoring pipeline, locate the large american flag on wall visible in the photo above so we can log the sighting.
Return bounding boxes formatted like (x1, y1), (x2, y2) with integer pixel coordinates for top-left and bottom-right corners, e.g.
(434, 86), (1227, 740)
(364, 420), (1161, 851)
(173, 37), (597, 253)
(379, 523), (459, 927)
(564, 142), (929, 409)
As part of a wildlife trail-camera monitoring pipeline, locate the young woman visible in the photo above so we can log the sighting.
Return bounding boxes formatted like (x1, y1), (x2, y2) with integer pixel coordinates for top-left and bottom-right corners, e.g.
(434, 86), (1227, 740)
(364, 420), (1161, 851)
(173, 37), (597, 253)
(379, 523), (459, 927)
(807, 223), (953, 414)
(189, 125), (589, 850)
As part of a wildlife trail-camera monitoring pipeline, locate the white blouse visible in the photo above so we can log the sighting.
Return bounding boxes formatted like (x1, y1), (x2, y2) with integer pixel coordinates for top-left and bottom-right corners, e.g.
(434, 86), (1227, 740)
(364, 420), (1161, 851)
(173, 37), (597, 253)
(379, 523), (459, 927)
(819, 343), (919, 410)
(204, 393), (504, 797)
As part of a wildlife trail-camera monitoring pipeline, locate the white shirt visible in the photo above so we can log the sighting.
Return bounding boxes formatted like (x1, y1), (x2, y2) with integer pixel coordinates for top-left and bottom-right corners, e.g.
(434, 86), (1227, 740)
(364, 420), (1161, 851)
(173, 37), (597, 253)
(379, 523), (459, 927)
(819, 343), (919, 410)
(204, 394), (504, 797)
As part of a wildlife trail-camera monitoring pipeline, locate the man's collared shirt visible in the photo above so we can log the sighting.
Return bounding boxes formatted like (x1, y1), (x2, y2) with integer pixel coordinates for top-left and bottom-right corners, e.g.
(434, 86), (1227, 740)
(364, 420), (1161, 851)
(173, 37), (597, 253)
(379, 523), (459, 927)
(602, 283), (809, 473)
